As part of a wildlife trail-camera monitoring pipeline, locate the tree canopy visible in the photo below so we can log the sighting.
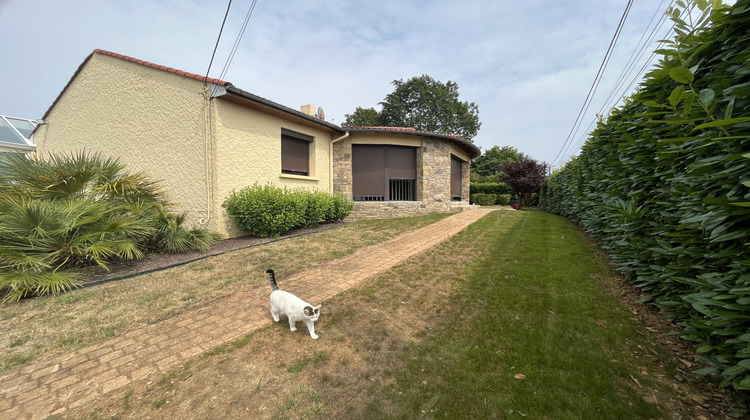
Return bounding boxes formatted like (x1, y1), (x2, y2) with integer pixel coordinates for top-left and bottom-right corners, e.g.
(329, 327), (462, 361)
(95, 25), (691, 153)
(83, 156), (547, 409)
(471, 145), (528, 181)
(499, 158), (548, 207)
(343, 107), (381, 127)
(343, 75), (481, 141)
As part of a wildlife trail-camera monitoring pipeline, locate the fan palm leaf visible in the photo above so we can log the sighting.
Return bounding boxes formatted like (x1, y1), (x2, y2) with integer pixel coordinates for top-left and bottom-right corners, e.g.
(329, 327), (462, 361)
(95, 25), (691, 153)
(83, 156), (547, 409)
(0, 150), (221, 300)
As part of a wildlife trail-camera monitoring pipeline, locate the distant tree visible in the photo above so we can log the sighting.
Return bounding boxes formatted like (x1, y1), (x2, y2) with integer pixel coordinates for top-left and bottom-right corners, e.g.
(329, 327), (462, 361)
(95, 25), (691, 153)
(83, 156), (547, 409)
(499, 158), (548, 207)
(343, 107), (381, 127)
(378, 75), (481, 141)
(471, 145), (527, 180)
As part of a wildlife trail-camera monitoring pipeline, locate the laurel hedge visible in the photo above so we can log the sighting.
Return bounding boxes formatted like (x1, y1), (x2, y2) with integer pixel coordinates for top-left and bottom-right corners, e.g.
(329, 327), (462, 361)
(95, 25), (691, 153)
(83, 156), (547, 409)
(540, 0), (750, 392)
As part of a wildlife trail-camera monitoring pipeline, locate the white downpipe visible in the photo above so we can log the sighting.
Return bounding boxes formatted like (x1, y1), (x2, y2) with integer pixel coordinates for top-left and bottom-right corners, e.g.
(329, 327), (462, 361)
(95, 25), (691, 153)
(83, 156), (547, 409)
(199, 87), (214, 225)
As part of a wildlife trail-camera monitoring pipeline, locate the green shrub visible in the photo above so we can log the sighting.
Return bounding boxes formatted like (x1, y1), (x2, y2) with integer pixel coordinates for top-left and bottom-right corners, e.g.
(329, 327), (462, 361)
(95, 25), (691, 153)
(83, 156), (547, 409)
(470, 193), (496, 206)
(497, 194), (512, 206)
(470, 182), (512, 196)
(0, 151), (220, 302)
(223, 184), (305, 238)
(297, 190), (325, 229)
(223, 184), (353, 238)
(323, 193), (354, 223)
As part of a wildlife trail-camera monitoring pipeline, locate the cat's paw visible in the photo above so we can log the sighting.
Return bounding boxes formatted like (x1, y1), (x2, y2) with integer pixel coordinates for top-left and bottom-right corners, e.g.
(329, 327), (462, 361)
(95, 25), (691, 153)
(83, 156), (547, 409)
(310, 334), (318, 339)
(290, 327), (297, 332)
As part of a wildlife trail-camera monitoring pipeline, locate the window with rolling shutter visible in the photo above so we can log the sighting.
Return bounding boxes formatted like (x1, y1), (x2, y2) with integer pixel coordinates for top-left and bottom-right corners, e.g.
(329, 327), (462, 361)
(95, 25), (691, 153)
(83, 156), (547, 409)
(352, 145), (416, 201)
(281, 129), (313, 176)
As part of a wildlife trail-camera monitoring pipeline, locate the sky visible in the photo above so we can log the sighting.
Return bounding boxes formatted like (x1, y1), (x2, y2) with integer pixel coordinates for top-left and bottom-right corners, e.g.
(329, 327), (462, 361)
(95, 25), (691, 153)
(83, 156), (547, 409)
(0, 0), (688, 168)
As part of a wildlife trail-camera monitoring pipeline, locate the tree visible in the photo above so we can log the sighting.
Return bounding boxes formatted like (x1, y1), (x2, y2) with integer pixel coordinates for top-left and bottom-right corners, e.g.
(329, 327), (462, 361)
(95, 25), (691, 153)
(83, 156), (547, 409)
(499, 158), (548, 207)
(343, 107), (382, 127)
(471, 145), (527, 181)
(376, 75), (481, 140)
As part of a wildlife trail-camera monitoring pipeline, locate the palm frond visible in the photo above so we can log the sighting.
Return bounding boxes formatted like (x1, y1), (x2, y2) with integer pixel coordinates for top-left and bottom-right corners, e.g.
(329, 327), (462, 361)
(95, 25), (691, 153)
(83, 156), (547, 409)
(0, 270), (80, 302)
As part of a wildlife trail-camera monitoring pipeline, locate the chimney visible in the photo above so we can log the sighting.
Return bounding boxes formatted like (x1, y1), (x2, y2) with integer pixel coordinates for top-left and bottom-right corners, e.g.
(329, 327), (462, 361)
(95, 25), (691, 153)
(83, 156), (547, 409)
(300, 105), (315, 116)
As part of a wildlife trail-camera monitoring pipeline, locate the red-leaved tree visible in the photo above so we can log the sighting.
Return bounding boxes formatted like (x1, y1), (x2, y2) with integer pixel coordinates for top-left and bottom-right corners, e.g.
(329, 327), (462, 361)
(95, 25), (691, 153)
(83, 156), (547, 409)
(499, 158), (548, 207)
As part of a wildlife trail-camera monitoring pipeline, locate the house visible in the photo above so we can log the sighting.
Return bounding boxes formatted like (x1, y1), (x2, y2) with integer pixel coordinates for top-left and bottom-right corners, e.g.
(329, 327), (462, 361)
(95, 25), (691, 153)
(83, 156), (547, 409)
(0, 115), (38, 153)
(33, 49), (480, 238)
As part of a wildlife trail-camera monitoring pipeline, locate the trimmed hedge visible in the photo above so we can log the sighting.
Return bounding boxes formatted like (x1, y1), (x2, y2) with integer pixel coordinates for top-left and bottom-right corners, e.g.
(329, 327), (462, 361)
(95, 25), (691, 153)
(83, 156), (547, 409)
(497, 194), (512, 206)
(540, 1), (750, 393)
(469, 182), (512, 196)
(470, 193), (497, 206)
(222, 184), (353, 238)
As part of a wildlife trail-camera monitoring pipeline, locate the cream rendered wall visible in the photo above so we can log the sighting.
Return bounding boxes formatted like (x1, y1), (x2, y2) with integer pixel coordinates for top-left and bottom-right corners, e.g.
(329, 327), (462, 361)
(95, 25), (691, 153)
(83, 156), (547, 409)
(349, 132), (423, 148)
(34, 53), (213, 233)
(211, 99), (333, 237)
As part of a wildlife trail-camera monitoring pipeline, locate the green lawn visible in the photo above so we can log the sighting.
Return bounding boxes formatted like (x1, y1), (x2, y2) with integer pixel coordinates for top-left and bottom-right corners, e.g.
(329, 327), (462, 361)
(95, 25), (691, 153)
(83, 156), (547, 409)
(346, 210), (675, 418)
(62, 209), (723, 419)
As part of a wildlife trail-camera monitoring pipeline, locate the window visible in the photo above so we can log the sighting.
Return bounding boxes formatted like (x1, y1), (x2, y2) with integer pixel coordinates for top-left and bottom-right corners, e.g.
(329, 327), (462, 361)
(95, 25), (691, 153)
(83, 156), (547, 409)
(281, 129), (313, 176)
(0, 116), (37, 146)
(352, 145), (416, 201)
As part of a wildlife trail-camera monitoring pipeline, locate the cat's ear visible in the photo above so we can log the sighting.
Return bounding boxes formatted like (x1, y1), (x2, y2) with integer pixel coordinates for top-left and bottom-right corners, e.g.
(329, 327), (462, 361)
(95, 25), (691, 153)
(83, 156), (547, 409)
(304, 306), (315, 316)
(314, 305), (321, 314)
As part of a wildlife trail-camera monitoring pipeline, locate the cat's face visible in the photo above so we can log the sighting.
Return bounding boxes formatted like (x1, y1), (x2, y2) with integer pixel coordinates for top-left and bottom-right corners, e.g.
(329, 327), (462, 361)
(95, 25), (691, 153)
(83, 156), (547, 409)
(304, 305), (321, 321)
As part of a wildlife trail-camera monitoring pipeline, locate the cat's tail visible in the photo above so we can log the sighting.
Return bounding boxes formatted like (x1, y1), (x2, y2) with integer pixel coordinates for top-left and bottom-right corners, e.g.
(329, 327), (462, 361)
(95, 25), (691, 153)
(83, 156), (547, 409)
(266, 269), (279, 291)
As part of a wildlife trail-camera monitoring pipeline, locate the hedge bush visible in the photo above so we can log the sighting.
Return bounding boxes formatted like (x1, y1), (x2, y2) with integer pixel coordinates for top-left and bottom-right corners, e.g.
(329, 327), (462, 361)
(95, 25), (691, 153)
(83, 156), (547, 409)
(469, 182), (512, 196)
(497, 194), (512, 206)
(540, 0), (750, 393)
(223, 184), (353, 238)
(322, 192), (354, 223)
(470, 193), (497, 206)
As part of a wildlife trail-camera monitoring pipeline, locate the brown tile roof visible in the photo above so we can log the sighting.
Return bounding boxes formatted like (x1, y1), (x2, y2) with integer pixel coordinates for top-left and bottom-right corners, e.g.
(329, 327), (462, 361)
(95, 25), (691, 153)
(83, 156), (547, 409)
(352, 126), (417, 131)
(345, 126), (463, 139)
(93, 49), (230, 86)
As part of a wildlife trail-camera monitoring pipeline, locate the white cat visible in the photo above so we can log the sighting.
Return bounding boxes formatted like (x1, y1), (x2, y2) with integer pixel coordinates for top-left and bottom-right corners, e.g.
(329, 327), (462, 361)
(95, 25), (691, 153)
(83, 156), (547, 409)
(266, 269), (321, 339)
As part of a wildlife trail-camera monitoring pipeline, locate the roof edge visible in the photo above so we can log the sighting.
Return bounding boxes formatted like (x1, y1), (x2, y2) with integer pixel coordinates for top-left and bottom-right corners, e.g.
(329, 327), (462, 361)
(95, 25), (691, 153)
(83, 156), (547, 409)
(93, 49), (230, 87)
(223, 86), (345, 133)
(343, 126), (481, 159)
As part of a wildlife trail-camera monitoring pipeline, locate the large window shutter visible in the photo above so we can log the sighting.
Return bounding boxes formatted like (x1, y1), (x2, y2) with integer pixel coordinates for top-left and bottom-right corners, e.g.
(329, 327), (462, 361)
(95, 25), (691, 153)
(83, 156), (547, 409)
(352, 145), (386, 198)
(281, 129), (313, 175)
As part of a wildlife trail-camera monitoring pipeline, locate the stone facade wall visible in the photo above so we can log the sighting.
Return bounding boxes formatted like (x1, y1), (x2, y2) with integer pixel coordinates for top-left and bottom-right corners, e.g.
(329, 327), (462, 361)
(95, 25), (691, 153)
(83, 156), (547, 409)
(419, 138), (452, 205)
(334, 136), (468, 219)
(332, 138), (352, 196)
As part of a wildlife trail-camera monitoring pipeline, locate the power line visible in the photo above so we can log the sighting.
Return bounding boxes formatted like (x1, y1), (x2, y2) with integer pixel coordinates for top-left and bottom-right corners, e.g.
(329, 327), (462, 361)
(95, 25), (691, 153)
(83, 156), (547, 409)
(566, 2), (685, 158)
(566, 0), (674, 154)
(550, 0), (634, 167)
(218, 0), (259, 82)
(205, 0), (233, 88)
(597, 0), (672, 114)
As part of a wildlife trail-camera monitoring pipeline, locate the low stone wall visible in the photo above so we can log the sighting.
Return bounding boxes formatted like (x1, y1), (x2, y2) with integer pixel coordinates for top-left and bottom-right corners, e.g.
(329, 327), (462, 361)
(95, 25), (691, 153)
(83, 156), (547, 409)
(348, 201), (454, 220)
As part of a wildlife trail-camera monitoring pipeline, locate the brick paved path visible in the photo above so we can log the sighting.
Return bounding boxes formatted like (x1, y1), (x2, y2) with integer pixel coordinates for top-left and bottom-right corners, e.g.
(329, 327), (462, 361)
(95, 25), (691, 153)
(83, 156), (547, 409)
(0, 209), (495, 420)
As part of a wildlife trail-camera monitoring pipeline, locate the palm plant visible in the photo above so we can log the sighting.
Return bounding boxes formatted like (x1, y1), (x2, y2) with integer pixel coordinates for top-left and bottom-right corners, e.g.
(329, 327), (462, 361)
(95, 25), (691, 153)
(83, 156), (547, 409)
(0, 152), (219, 302)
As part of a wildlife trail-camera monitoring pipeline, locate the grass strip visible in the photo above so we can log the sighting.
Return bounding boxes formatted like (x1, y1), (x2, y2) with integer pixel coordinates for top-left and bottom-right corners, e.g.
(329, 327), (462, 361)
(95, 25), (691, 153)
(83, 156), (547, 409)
(361, 210), (669, 418)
